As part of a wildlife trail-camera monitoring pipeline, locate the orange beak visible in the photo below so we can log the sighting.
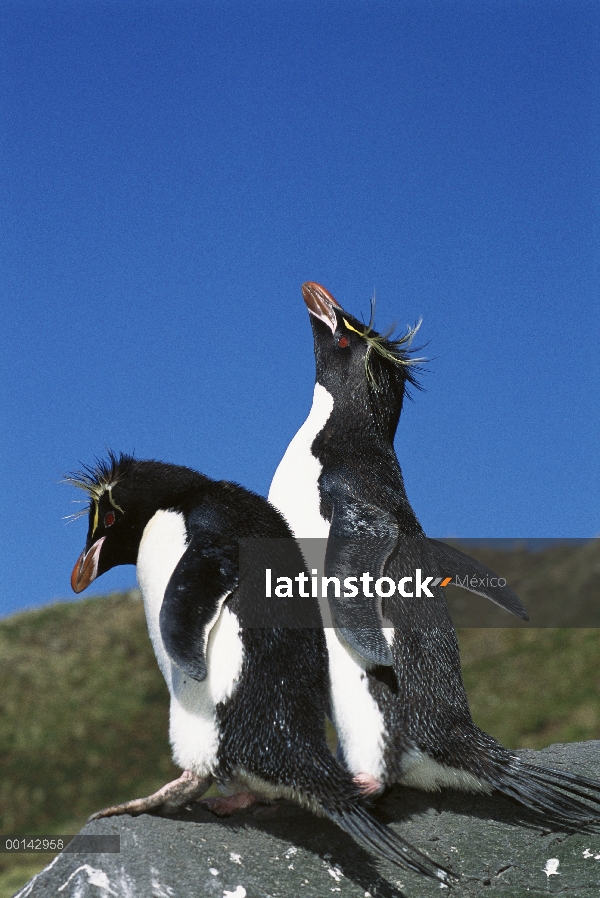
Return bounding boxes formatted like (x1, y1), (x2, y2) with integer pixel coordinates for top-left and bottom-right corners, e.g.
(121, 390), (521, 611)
(71, 537), (106, 594)
(301, 282), (342, 334)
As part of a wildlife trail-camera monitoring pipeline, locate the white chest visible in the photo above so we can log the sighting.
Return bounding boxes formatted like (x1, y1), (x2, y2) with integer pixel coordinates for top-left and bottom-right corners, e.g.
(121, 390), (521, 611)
(137, 509), (188, 690)
(137, 509), (244, 775)
(268, 382), (333, 538)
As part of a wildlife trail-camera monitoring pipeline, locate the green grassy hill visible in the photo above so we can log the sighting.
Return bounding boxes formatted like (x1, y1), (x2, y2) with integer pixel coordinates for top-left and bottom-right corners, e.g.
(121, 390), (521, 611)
(0, 591), (179, 898)
(2, 540), (600, 896)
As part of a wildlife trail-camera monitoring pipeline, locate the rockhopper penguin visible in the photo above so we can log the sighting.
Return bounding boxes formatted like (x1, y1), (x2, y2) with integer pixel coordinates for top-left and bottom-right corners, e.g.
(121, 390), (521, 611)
(67, 452), (451, 881)
(268, 282), (600, 829)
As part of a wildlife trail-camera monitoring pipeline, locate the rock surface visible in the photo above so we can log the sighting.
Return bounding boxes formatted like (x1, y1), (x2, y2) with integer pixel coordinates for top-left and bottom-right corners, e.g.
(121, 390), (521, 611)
(14, 742), (600, 898)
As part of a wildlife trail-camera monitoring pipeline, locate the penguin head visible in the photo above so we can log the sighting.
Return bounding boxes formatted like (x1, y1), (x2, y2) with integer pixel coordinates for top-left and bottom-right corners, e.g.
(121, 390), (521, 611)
(66, 452), (201, 593)
(301, 282), (424, 428)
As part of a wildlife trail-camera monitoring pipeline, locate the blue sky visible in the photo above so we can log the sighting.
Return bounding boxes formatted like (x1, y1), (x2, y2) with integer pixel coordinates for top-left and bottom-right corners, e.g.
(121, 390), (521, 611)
(1, 0), (598, 617)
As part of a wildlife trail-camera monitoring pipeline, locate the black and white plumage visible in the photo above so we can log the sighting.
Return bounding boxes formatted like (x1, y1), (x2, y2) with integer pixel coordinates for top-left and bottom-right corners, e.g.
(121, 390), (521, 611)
(68, 453), (450, 881)
(268, 281), (600, 830)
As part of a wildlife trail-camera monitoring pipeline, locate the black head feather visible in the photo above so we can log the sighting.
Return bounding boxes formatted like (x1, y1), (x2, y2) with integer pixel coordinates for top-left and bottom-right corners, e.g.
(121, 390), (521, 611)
(63, 451), (135, 525)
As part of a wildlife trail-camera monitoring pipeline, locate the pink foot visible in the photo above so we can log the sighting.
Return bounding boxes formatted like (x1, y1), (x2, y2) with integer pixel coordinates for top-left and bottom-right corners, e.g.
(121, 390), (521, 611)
(353, 772), (385, 798)
(199, 791), (260, 817)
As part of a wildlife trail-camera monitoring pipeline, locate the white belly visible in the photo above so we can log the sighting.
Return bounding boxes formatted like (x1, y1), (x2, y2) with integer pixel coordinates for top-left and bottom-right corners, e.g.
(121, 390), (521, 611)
(268, 382), (333, 538)
(268, 384), (387, 779)
(325, 629), (387, 779)
(137, 510), (244, 775)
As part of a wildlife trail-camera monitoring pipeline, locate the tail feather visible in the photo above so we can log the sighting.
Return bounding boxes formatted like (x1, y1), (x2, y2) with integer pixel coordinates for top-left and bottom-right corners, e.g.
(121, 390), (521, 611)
(325, 803), (452, 882)
(490, 760), (600, 829)
(526, 763), (600, 801)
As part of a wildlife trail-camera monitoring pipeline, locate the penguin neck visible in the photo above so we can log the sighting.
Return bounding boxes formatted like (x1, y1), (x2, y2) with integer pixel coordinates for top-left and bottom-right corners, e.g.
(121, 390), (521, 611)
(313, 375), (402, 460)
(268, 379), (420, 537)
(311, 377), (422, 533)
(317, 371), (404, 447)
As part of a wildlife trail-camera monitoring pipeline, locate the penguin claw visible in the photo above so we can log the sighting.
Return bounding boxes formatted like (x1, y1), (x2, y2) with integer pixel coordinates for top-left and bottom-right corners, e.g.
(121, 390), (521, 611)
(87, 770), (211, 821)
(88, 799), (157, 822)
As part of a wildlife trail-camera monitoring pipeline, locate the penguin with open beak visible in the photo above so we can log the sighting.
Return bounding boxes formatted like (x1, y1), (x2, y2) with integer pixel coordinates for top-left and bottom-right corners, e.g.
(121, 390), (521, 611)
(67, 452), (451, 882)
(268, 282), (600, 829)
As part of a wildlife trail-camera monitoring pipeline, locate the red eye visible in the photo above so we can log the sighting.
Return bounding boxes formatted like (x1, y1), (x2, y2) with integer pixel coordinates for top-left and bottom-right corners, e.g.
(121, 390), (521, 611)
(339, 336), (349, 348)
(104, 512), (116, 528)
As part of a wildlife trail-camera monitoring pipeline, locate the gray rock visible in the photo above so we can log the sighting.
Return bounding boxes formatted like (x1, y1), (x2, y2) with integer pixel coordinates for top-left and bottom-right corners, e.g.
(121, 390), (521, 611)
(14, 742), (600, 898)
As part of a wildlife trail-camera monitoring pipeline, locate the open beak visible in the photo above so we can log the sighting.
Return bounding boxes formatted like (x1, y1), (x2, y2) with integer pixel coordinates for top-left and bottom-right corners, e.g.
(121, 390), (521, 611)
(71, 537), (106, 594)
(301, 282), (342, 335)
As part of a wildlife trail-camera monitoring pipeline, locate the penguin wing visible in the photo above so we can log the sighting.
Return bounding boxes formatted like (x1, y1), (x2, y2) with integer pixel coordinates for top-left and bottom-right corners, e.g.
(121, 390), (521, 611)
(427, 538), (529, 620)
(325, 496), (398, 667)
(159, 532), (239, 682)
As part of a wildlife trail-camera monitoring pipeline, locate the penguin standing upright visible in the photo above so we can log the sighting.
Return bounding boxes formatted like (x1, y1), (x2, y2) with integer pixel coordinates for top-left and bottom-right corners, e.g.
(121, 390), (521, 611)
(269, 282), (600, 828)
(67, 452), (450, 881)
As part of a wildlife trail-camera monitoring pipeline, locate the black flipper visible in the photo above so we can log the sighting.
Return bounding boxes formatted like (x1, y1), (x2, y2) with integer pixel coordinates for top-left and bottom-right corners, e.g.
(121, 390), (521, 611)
(160, 533), (239, 681)
(428, 539), (529, 620)
(325, 804), (452, 882)
(325, 498), (398, 666)
(324, 492), (529, 659)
